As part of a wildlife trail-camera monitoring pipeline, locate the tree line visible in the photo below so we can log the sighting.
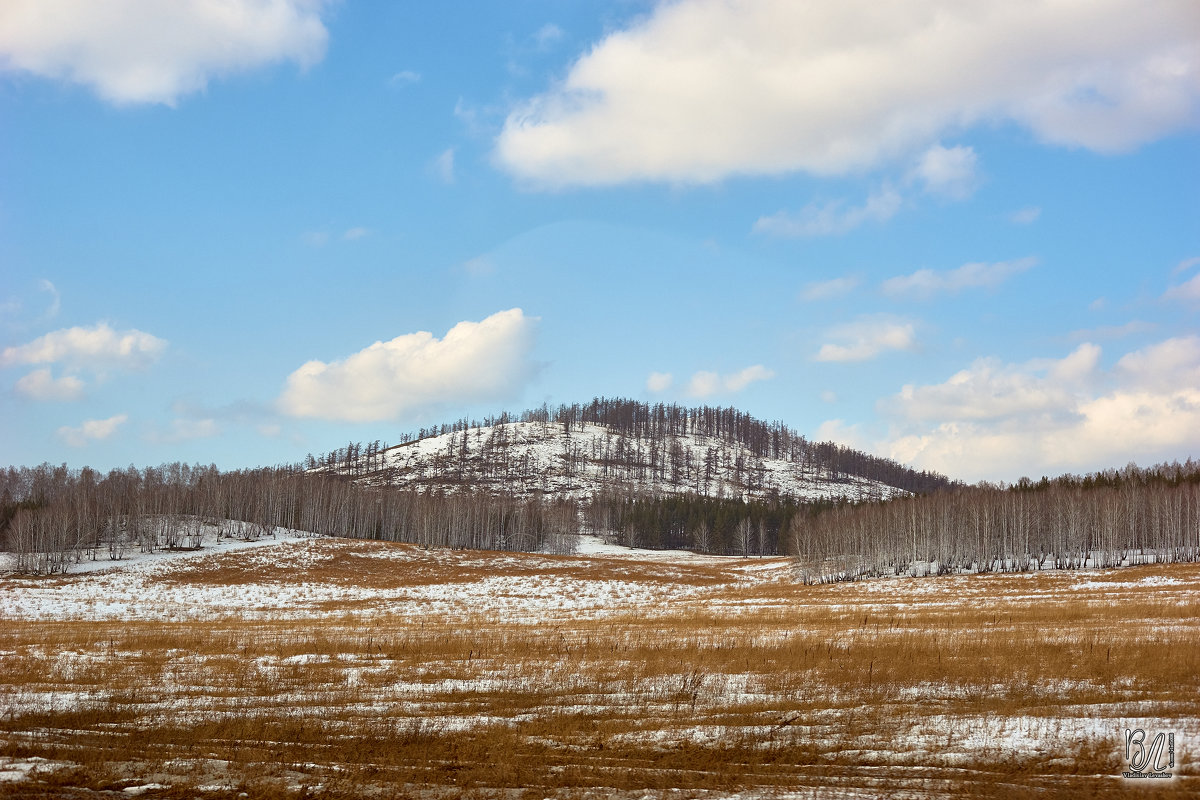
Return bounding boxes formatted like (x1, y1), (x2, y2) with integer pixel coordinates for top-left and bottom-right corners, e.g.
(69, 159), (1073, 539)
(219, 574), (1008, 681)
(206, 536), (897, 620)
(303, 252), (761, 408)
(4, 449), (1195, 581)
(0, 462), (577, 574)
(787, 461), (1200, 582)
(584, 490), (810, 555)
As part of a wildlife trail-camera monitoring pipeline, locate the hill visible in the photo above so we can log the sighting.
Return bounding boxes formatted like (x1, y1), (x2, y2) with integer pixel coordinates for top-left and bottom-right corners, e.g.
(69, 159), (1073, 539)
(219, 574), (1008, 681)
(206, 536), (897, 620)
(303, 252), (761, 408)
(308, 398), (954, 503)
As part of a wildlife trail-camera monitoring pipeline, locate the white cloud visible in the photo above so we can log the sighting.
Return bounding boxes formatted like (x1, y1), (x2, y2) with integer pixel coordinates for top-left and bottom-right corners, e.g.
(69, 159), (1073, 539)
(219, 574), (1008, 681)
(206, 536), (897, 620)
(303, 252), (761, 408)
(882, 257), (1037, 298)
(1011, 206), (1042, 225)
(462, 256), (496, 277)
(278, 308), (540, 422)
(892, 344), (1100, 423)
(815, 316), (917, 363)
(723, 364), (774, 392)
(1172, 256), (1200, 276)
(880, 336), (1200, 481)
(1163, 272), (1200, 305)
(646, 371), (673, 392)
(496, 0), (1200, 186)
(389, 70), (421, 87)
(37, 279), (60, 320)
(14, 368), (85, 401)
(343, 227), (368, 241)
(685, 365), (774, 397)
(800, 276), (860, 302)
(534, 23), (565, 49)
(1, 322), (166, 369)
(433, 148), (456, 184)
(302, 231), (330, 247)
(0, 0), (331, 106)
(57, 414), (127, 447)
(686, 371), (722, 397)
(754, 185), (902, 238)
(913, 144), (979, 200)
(814, 418), (872, 452)
(1114, 335), (1200, 392)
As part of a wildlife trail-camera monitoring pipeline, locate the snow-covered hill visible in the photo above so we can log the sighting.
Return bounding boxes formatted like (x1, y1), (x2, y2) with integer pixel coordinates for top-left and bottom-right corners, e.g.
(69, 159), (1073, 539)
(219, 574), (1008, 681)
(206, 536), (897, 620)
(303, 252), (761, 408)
(323, 420), (906, 502)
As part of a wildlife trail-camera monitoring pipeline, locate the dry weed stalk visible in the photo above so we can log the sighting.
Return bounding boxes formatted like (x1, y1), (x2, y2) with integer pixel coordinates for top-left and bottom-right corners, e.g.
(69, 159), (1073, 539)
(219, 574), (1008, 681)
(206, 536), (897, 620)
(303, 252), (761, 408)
(1, 544), (1197, 798)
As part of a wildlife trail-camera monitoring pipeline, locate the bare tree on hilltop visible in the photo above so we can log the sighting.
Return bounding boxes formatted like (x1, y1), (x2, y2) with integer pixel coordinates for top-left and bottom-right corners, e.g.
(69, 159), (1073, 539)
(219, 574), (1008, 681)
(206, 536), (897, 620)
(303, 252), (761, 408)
(320, 397), (958, 498)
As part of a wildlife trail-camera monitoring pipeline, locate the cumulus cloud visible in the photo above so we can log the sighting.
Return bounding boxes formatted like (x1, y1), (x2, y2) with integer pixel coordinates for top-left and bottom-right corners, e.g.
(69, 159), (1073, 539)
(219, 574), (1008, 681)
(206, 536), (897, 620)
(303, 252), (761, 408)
(814, 418), (872, 452)
(1163, 272), (1200, 305)
(800, 276), (861, 302)
(685, 365), (774, 397)
(0, 0), (331, 106)
(496, 0), (1200, 186)
(879, 336), (1200, 481)
(815, 316), (917, 363)
(892, 343), (1100, 424)
(57, 414), (127, 447)
(278, 309), (539, 422)
(753, 185), (901, 238)
(723, 365), (774, 392)
(14, 368), (85, 401)
(882, 257), (1037, 298)
(913, 144), (980, 200)
(1, 322), (166, 369)
(1114, 335), (1200, 392)
(646, 371), (673, 392)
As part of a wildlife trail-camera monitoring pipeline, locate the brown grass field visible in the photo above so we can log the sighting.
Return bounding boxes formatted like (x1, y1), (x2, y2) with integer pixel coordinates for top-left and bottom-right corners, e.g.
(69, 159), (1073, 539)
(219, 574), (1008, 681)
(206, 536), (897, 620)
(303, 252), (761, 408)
(1, 536), (1197, 798)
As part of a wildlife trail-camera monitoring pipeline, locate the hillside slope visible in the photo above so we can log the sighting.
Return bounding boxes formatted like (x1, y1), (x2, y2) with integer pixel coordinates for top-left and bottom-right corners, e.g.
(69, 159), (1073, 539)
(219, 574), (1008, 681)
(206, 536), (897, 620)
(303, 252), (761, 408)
(311, 400), (951, 502)
(380, 421), (900, 501)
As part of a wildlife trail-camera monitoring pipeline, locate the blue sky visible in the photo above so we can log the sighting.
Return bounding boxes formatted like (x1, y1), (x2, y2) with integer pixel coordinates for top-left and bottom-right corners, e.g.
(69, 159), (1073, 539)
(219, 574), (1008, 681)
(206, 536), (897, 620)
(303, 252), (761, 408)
(1, 0), (1198, 483)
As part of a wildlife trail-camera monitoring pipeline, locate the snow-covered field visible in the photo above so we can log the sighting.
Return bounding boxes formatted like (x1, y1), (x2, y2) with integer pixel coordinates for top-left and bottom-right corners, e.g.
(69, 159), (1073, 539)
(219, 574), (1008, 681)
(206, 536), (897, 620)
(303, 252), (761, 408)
(2, 532), (1197, 798)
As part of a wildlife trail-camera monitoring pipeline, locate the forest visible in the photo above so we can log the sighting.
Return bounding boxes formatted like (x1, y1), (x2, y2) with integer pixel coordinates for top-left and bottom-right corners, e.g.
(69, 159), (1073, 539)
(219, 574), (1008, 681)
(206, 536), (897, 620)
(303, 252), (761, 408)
(2, 398), (1197, 579)
(0, 462), (577, 574)
(584, 490), (808, 555)
(787, 462), (1200, 582)
(570, 460), (1200, 572)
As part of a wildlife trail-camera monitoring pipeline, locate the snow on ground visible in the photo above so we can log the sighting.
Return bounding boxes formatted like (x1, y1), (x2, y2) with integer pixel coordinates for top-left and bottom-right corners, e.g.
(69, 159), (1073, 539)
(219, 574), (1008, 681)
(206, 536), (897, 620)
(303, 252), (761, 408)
(0, 530), (792, 623)
(574, 533), (777, 564)
(361, 421), (905, 502)
(0, 521), (314, 576)
(2, 531), (1198, 797)
(0, 757), (71, 783)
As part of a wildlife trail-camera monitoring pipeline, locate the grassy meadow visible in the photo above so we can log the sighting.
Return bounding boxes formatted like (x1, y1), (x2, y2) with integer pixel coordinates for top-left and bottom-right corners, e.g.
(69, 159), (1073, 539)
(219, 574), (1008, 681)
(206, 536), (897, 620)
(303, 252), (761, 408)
(1, 537), (1197, 798)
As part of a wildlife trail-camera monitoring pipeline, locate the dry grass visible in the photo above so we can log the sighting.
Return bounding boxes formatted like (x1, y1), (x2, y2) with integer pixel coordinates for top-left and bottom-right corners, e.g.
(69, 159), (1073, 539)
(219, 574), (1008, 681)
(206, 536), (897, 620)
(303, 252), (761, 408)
(1, 540), (1197, 798)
